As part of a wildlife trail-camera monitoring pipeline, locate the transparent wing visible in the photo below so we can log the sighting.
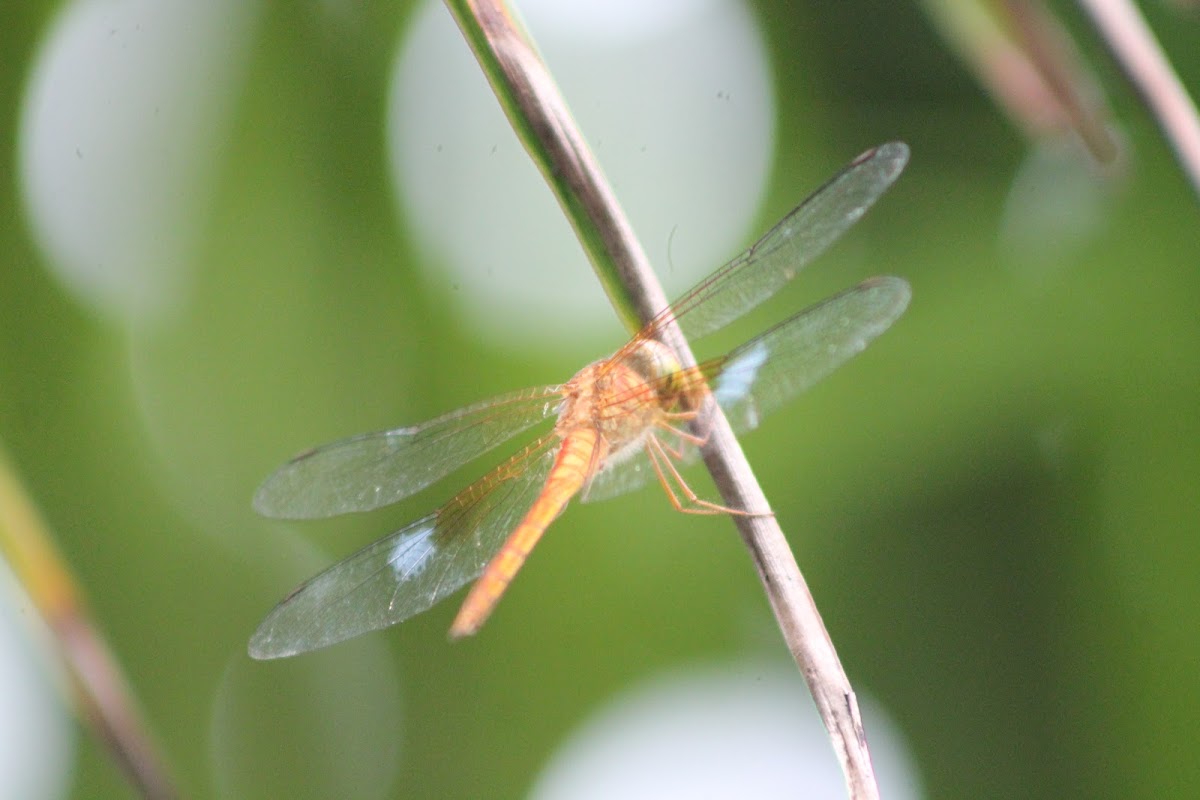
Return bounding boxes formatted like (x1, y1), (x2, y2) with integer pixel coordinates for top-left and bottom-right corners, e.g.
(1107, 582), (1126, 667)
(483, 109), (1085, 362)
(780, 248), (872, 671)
(666, 142), (908, 342)
(254, 145), (906, 520)
(249, 436), (561, 659)
(582, 277), (911, 503)
(254, 385), (563, 519)
(580, 447), (660, 504)
(711, 276), (910, 431)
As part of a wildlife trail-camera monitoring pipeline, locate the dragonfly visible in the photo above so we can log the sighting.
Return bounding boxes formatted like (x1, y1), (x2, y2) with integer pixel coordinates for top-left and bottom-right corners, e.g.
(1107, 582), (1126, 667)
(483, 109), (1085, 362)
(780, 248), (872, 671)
(249, 142), (911, 659)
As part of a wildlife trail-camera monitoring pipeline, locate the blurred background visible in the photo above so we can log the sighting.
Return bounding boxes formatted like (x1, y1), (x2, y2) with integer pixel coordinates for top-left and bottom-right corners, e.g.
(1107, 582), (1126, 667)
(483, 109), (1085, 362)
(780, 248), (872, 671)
(2, 0), (1199, 798)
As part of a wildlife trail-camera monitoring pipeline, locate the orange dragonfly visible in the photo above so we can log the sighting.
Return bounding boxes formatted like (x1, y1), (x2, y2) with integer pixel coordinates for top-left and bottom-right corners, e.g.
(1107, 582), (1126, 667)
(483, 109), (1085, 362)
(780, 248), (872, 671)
(249, 142), (910, 659)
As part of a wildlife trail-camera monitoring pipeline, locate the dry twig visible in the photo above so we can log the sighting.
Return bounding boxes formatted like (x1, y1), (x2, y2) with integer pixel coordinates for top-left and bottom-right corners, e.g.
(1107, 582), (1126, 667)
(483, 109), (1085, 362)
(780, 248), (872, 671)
(1079, 0), (1200, 197)
(443, 1), (881, 796)
(0, 446), (179, 800)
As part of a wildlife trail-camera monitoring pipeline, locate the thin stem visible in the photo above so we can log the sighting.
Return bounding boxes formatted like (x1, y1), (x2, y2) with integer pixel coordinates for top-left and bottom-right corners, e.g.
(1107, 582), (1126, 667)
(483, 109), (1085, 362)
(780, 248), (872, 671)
(1078, 0), (1200, 198)
(443, 0), (652, 334)
(1002, 0), (1119, 163)
(0, 444), (180, 800)
(443, 2), (879, 797)
(922, 0), (1118, 162)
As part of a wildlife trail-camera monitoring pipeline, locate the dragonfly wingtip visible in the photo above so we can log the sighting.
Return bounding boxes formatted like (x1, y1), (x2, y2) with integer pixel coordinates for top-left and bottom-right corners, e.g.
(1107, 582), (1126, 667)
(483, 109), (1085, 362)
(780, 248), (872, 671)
(876, 141), (910, 173)
(247, 636), (280, 661)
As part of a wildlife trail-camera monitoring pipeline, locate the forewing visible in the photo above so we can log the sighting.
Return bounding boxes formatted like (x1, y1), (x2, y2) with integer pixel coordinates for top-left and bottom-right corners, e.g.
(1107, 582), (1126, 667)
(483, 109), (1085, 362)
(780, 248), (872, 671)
(254, 385), (563, 519)
(668, 142), (908, 342)
(249, 436), (560, 658)
(583, 278), (910, 503)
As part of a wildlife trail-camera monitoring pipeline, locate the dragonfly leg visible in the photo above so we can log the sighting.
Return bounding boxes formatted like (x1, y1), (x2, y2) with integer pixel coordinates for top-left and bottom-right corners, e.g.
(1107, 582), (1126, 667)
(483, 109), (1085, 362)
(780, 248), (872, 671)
(656, 412), (709, 460)
(661, 407), (700, 424)
(659, 428), (700, 460)
(645, 436), (714, 514)
(646, 434), (752, 516)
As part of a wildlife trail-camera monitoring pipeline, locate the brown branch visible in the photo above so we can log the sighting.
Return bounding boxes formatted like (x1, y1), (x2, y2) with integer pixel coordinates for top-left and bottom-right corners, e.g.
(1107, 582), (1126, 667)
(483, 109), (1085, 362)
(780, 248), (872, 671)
(1002, 0), (1120, 163)
(1077, 0), (1200, 198)
(0, 445), (180, 800)
(444, 1), (879, 797)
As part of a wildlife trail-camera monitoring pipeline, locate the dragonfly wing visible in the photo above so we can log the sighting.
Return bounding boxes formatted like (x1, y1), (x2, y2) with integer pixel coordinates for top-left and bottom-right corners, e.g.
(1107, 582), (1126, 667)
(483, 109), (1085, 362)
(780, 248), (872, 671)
(254, 385), (563, 519)
(673, 142), (908, 341)
(712, 276), (911, 433)
(583, 277), (910, 504)
(249, 435), (561, 658)
(580, 447), (659, 503)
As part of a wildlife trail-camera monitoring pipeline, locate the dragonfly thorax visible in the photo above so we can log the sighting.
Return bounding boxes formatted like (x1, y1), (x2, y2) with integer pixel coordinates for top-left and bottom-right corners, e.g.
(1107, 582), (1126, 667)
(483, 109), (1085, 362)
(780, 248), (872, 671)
(556, 338), (685, 449)
(622, 338), (685, 389)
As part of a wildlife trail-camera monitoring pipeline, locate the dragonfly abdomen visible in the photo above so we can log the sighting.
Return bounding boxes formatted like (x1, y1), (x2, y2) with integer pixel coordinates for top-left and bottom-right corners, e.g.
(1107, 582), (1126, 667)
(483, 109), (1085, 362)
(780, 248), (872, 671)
(448, 429), (606, 638)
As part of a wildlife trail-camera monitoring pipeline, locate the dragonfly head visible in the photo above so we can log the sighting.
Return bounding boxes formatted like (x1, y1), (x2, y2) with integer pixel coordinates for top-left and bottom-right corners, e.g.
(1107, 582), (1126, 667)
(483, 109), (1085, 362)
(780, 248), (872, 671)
(625, 339), (688, 402)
